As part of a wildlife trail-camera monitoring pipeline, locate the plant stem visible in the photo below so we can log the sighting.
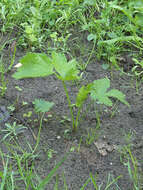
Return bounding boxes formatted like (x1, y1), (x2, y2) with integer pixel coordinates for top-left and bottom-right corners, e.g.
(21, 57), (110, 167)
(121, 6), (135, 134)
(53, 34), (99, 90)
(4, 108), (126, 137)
(33, 113), (44, 153)
(85, 42), (95, 69)
(8, 44), (16, 71)
(62, 81), (75, 130)
(75, 106), (82, 132)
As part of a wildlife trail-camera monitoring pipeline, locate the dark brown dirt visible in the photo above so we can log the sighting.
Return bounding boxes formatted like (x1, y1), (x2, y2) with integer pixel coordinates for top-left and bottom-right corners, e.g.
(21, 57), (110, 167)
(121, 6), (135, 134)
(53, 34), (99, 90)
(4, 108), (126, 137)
(0, 34), (143, 189)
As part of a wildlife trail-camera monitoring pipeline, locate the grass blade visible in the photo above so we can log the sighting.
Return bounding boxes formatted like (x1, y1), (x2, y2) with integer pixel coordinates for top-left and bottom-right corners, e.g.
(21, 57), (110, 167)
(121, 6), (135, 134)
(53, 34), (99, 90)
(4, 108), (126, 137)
(36, 153), (68, 190)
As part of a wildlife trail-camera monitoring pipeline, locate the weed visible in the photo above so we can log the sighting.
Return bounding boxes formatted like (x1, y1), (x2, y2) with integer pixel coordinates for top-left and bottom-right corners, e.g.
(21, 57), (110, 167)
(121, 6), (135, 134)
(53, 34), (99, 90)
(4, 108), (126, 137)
(85, 127), (100, 146)
(80, 173), (122, 190)
(1, 122), (27, 142)
(0, 57), (7, 96)
(132, 58), (143, 93)
(119, 145), (143, 190)
(13, 52), (129, 132)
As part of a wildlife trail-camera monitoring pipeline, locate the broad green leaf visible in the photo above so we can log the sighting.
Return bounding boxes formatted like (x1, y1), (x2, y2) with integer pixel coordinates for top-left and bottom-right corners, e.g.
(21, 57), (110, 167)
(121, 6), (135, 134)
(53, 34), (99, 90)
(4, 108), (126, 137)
(87, 34), (97, 42)
(106, 89), (130, 106)
(90, 78), (112, 106)
(90, 78), (129, 106)
(76, 84), (92, 107)
(13, 53), (54, 79)
(52, 52), (80, 81)
(33, 99), (54, 113)
(90, 78), (110, 101)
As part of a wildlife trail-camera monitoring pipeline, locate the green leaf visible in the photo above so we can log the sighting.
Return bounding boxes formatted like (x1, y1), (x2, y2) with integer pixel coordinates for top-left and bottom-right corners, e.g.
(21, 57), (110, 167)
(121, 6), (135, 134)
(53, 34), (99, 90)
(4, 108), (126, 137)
(52, 52), (80, 81)
(90, 78), (110, 102)
(33, 99), (54, 113)
(87, 34), (97, 42)
(106, 89), (130, 106)
(135, 13), (143, 27)
(13, 53), (54, 79)
(101, 64), (110, 70)
(90, 78), (129, 106)
(76, 84), (92, 107)
(98, 36), (143, 45)
(83, 0), (97, 6)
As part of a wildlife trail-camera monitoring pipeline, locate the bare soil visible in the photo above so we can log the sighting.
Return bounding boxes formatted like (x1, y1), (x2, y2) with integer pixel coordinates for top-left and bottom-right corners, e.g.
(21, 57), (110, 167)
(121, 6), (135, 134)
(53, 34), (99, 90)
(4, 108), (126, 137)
(0, 33), (143, 190)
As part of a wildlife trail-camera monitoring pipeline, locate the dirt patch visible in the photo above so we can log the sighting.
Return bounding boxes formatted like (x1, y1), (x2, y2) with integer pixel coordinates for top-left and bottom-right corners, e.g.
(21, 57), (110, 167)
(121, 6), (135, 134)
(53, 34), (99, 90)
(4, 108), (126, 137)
(0, 39), (143, 189)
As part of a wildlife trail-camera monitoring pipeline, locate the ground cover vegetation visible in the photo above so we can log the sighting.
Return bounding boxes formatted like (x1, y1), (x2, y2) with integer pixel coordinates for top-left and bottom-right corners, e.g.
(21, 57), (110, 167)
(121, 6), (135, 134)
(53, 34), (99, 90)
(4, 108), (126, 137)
(0, 0), (143, 189)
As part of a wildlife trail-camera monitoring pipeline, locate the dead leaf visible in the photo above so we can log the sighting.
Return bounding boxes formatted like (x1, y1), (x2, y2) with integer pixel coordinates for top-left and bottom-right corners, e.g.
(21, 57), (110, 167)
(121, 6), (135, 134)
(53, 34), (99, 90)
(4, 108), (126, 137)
(94, 139), (115, 156)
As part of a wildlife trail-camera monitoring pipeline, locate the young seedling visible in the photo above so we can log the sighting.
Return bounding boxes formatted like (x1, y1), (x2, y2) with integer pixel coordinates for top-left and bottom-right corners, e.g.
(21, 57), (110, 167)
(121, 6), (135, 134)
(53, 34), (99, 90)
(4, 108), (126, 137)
(13, 52), (129, 132)
(32, 98), (54, 153)
(2, 122), (27, 142)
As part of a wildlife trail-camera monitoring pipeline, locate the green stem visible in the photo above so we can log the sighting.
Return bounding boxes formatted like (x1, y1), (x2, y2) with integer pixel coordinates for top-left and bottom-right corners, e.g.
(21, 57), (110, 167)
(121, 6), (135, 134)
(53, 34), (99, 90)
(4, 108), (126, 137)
(33, 113), (44, 153)
(62, 81), (75, 130)
(75, 106), (82, 132)
(85, 42), (95, 68)
(8, 44), (16, 71)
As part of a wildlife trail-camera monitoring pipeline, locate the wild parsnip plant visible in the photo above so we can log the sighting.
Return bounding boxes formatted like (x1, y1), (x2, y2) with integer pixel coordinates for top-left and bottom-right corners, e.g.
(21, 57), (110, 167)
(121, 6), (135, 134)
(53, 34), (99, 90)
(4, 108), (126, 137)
(13, 52), (129, 132)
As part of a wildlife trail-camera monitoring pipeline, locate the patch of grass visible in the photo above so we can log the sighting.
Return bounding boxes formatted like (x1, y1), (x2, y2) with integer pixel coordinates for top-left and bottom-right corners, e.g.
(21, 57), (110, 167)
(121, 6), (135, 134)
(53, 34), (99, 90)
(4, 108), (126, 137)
(119, 145), (143, 190)
(0, 0), (142, 64)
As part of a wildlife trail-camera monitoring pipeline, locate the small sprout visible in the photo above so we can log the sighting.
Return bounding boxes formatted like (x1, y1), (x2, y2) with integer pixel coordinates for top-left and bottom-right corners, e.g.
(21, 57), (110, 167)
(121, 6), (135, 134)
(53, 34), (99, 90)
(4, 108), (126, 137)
(22, 101), (28, 106)
(15, 86), (22, 91)
(7, 105), (15, 112)
(60, 115), (71, 123)
(2, 122), (27, 141)
(23, 111), (32, 118)
(45, 112), (53, 118)
(47, 149), (56, 160)
(70, 147), (75, 152)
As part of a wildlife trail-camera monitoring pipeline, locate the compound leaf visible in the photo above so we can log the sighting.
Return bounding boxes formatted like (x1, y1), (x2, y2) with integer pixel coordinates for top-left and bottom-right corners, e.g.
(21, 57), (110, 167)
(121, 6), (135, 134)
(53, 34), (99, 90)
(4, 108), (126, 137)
(33, 99), (54, 113)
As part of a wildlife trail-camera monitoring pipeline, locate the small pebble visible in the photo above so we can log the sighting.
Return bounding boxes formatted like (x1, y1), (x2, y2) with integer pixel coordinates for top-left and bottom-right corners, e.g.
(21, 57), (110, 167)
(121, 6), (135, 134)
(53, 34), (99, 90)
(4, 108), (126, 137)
(57, 136), (61, 139)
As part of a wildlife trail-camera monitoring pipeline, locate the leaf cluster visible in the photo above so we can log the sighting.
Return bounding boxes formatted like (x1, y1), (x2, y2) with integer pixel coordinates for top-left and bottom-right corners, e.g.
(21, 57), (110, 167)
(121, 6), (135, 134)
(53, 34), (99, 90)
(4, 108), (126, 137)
(13, 52), (129, 131)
